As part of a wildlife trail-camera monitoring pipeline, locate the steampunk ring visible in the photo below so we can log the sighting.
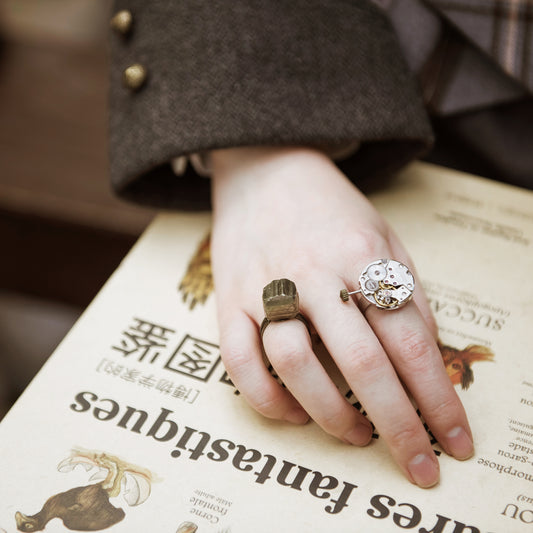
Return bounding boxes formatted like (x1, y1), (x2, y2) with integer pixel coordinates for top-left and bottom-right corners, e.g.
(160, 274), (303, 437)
(260, 278), (309, 337)
(340, 259), (415, 310)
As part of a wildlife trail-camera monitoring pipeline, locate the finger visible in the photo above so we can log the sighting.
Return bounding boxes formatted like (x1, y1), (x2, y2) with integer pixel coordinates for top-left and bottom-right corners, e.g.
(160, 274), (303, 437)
(304, 276), (440, 488)
(262, 318), (373, 446)
(387, 230), (439, 340)
(218, 310), (309, 425)
(364, 302), (474, 461)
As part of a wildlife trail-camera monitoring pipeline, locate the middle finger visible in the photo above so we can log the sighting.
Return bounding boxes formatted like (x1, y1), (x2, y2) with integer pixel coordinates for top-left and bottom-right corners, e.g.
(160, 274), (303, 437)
(303, 275), (441, 488)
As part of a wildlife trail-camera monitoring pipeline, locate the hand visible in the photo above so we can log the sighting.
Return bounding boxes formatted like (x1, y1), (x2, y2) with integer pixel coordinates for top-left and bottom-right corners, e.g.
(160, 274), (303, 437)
(210, 146), (473, 488)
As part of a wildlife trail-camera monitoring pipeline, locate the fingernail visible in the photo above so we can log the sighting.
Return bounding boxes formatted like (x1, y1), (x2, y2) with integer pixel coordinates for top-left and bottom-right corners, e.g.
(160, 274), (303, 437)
(407, 454), (439, 488)
(446, 426), (474, 460)
(284, 407), (309, 425)
(344, 423), (373, 446)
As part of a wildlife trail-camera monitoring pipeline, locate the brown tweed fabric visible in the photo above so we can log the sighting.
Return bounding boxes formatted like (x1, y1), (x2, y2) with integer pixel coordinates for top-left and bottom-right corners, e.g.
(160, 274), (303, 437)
(109, 0), (432, 209)
(109, 0), (533, 208)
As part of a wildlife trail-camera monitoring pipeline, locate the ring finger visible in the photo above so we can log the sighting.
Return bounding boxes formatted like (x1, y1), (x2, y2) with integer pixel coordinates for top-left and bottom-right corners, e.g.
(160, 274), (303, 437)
(262, 318), (374, 446)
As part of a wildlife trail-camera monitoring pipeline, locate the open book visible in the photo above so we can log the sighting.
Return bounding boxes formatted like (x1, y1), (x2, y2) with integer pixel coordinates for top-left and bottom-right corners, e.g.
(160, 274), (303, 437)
(0, 162), (532, 532)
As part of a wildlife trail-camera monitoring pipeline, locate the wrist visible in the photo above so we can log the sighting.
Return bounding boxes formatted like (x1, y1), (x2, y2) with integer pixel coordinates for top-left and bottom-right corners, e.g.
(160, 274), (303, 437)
(210, 145), (330, 179)
(210, 146), (335, 224)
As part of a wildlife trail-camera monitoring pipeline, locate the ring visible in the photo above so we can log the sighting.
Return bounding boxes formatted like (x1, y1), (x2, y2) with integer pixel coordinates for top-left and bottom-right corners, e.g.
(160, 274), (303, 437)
(260, 278), (309, 337)
(340, 259), (415, 310)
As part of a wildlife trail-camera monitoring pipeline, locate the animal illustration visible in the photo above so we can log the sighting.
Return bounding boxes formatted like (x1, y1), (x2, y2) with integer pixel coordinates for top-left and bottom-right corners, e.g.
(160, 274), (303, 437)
(176, 522), (198, 533)
(15, 448), (153, 532)
(175, 521), (231, 533)
(438, 341), (494, 390)
(178, 233), (213, 310)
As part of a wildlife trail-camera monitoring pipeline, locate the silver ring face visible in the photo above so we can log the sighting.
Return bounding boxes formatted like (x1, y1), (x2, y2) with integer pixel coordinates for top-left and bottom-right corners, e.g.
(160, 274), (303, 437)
(358, 259), (415, 310)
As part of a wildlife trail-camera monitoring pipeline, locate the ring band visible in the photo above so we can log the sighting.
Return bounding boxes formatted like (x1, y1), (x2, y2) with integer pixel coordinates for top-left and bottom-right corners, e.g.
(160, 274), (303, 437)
(340, 258), (415, 310)
(261, 278), (309, 337)
(260, 313), (309, 337)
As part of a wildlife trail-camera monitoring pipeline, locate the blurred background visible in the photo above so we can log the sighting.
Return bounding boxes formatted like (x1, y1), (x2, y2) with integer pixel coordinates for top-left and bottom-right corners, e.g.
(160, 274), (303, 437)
(0, 0), (155, 419)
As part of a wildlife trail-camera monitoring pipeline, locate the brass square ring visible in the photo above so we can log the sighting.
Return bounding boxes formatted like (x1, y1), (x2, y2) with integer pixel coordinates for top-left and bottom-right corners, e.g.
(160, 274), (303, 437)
(261, 278), (309, 337)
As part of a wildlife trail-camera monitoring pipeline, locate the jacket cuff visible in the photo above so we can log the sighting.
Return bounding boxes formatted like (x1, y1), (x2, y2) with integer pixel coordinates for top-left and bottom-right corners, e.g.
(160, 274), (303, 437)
(109, 0), (433, 209)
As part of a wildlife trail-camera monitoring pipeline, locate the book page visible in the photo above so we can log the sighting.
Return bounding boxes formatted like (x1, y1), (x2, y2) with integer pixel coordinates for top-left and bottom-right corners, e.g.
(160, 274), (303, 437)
(0, 162), (531, 532)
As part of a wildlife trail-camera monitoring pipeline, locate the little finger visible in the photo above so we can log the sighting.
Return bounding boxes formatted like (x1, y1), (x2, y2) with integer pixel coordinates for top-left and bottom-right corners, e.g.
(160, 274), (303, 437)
(219, 310), (309, 425)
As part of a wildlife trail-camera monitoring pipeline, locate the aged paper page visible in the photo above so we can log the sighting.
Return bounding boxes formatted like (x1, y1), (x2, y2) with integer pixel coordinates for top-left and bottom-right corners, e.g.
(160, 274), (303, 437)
(0, 162), (531, 532)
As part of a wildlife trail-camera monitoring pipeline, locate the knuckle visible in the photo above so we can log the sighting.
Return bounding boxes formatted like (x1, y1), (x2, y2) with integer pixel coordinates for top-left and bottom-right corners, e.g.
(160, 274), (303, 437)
(268, 340), (311, 377)
(423, 394), (461, 426)
(399, 329), (434, 367)
(350, 228), (388, 258)
(352, 353), (382, 379)
(286, 255), (321, 285)
(251, 390), (286, 420)
(318, 406), (353, 436)
(344, 341), (382, 379)
(286, 253), (312, 280)
(388, 422), (425, 451)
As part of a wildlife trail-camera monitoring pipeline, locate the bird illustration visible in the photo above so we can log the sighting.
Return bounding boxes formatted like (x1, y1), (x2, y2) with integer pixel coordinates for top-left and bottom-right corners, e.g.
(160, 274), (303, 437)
(15, 448), (153, 532)
(439, 341), (494, 390)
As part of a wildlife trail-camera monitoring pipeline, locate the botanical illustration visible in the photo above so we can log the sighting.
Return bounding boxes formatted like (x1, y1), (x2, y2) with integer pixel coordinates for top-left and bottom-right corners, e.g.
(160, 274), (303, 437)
(15, 448), (153, 532)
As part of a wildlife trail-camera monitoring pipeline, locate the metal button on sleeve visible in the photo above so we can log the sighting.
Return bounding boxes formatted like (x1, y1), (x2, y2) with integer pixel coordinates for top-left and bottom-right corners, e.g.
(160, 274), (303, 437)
(110, 10), (133, 35)
(122, 64), (148, 91)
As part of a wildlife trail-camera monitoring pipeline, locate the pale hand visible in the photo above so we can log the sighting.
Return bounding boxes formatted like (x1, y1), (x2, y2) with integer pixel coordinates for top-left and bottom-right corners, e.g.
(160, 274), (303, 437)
(210, 146), (474, 488)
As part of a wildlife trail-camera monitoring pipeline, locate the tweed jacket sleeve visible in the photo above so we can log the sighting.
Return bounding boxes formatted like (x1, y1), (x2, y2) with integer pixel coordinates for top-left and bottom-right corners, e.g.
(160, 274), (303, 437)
(109, 0), (433, 209)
